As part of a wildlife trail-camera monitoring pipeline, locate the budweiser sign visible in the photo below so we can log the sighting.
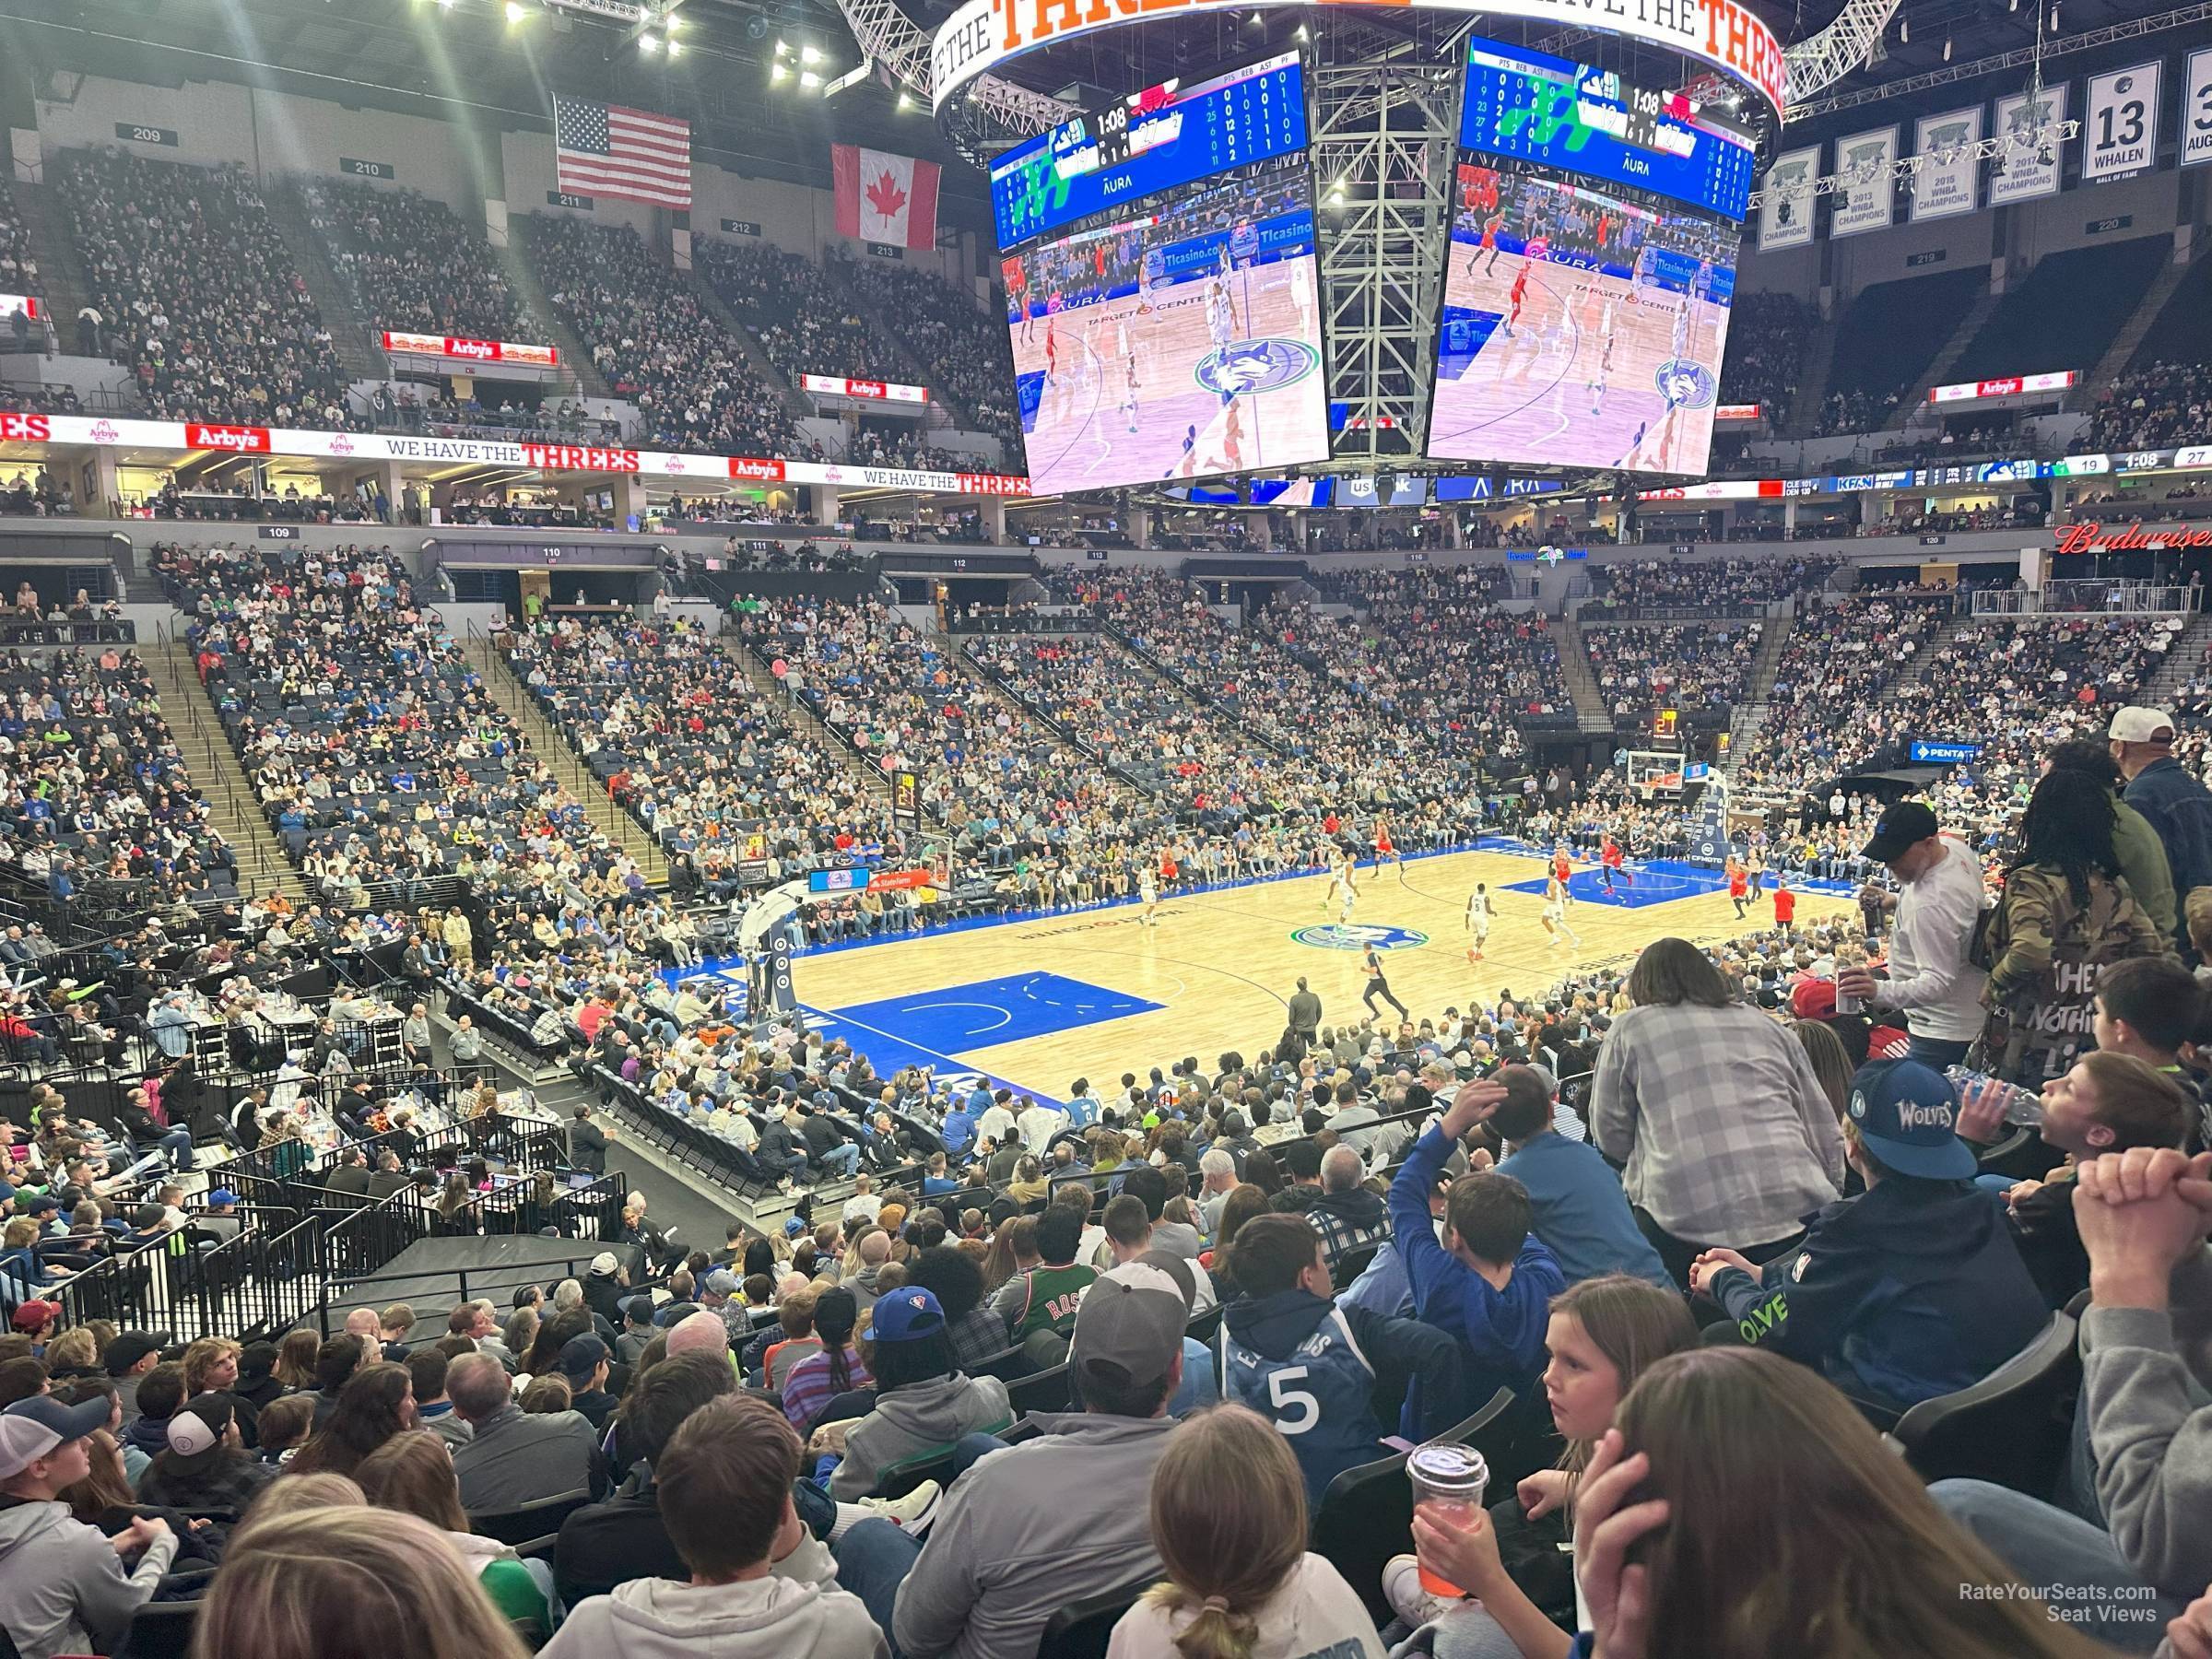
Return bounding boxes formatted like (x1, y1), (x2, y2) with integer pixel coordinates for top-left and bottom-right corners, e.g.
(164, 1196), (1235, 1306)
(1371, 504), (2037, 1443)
(2053, 520), (2212, 554)
(382, 331), (559, 369)
(186, 423), (273, 453)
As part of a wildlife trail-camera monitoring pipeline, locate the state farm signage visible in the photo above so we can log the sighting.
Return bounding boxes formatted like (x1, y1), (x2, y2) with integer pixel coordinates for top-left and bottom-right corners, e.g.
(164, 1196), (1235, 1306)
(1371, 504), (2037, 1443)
(382, 332), (559, 369)
(800, 373), (928, 405)
(2054, 520), (2212, 553)
(1929, 371), (2078, 405)
(931, 0), (1785, 116)
(186, 423), (273, 453)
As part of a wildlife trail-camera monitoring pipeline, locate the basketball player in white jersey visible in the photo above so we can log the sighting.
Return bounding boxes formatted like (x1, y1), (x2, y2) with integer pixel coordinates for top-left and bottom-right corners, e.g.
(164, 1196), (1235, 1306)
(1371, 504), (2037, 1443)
(1465, 882), (1494, 964)
(1324, 855), (1358, 924)
(1138, 862), (1159, 926)
(1121, 353), (1142, 434)
(1541, 874), (1582, 948)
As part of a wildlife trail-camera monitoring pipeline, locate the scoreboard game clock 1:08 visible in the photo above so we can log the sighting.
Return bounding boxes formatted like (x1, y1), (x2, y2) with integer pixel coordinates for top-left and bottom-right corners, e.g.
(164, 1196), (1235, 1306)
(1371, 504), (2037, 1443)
(989, 51), (1309, 250)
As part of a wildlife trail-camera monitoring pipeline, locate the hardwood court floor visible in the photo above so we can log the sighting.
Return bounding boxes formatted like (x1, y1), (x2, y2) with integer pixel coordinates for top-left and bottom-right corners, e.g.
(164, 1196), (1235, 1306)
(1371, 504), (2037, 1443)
(790, 849), (1854, 1106)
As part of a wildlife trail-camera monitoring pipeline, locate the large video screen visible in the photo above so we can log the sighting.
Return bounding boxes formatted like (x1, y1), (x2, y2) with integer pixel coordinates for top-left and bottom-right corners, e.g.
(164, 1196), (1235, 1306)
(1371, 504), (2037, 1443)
(1427, 160), (1737, 476)
(990, 53), (1308, 251)
(1006, 153), (1330, 494)
(1459, 37), (1755, 222)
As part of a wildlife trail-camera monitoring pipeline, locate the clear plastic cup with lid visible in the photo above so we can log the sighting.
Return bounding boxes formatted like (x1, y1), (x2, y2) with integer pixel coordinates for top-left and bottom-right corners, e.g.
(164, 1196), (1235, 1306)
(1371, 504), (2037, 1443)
(1407, 1441), (1489, 1597)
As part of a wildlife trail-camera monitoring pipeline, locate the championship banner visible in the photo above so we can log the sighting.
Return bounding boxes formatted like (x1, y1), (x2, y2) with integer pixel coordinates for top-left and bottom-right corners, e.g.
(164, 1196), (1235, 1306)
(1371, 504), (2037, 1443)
(1829, 127), (1899, 238)
(931, 0), (1786, 118)
(1990, 83), (2066, 204)
(799, 374), (929, 404)
(382, 332), (559, 369)
(1910, 107), (1983, 221)
(2082, 62), (2161, 183)
(2183, 49), (2212, 168)
(0, 295), (40, 321)
(1756, 146), (1817, 251)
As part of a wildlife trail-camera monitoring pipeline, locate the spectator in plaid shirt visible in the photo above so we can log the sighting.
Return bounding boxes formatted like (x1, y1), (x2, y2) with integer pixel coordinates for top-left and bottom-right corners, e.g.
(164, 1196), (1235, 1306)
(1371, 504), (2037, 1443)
(1305, 1146), (1390, 1277)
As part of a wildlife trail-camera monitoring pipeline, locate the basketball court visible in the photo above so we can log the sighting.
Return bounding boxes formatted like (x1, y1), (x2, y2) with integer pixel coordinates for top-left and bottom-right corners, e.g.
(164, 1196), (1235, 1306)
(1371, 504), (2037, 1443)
(698, 846), (1862, 1108)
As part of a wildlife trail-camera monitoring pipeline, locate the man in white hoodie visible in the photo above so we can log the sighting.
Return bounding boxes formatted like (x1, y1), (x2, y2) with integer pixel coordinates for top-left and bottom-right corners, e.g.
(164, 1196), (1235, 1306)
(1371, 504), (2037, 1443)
(0, 1394), (178, 1659)
(539, 1393), (885, 1659)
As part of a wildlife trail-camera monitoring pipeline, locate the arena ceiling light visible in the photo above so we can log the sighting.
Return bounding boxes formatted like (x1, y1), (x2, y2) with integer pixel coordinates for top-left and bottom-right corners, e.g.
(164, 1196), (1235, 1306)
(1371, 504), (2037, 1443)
(504, 0), (529, 20)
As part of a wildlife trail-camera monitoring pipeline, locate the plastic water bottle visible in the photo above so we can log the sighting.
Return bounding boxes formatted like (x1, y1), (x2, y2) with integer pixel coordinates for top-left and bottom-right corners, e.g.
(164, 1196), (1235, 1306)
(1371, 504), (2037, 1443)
(1946, 1066), (2042, 1127)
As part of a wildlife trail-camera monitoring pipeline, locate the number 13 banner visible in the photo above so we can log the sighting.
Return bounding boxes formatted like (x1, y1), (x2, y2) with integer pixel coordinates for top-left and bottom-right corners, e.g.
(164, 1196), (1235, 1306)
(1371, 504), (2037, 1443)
(2082, 62), (2161, 183)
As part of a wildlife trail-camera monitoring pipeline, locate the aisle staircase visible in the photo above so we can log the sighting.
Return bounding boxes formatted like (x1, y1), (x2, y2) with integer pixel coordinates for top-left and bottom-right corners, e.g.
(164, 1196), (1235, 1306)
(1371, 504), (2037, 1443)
(1747, 601), (1795, 703)
(2147, 611), (2212, 702)
(2082, 249), (2200, 406)
(1550, 614), (1617, 735)
(141, 638), (310, 901)
(467, 634), (671, 884)
(820, 256), (982, 431)
(263, 189), (386, 382)
(16, 182), (93, 354)
(1781, 310), (1842, 439)
(500, 241), (614, 400)
(1892, 288), (2002, 428)
(689, 276), (814, 425)
(734, 648), (892, 802)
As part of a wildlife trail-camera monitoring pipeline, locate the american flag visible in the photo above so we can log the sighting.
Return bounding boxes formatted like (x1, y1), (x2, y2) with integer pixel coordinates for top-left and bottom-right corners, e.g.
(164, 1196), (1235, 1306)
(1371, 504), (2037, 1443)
(554, 96), (691, 210)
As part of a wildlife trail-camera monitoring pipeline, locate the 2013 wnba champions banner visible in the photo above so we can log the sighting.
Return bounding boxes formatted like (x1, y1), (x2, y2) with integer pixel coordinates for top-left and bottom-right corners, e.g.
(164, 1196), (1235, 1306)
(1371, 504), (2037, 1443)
(931, 0), (1786, 117)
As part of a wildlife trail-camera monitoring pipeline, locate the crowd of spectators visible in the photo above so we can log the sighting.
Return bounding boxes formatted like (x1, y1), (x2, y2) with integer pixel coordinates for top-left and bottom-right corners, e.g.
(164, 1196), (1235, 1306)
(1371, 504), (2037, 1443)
(58, 148), (358, 432)
(1731, 594), (1951, 794)
(0, 176), (39, 349)
(515, 217), (798, 460)
(693, 240), (886, 391)
(1584, 555), (1835, 611)
(834, 253), (1026, 466)
(1714, 291), (1808, 415)
(1584, 620), (1763, 717)
(299, 177), (539, 349)
(2088, 359), (2212, 453)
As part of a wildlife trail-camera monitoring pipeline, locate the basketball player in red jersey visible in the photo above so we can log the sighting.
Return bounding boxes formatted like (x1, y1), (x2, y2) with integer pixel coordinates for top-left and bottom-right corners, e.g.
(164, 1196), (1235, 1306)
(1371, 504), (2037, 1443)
(1372, 818), (1399, 872)
(1600, 835), (1630, 894)
(1506, 258), (1533, 335)
(1551, 844), (1575, 908)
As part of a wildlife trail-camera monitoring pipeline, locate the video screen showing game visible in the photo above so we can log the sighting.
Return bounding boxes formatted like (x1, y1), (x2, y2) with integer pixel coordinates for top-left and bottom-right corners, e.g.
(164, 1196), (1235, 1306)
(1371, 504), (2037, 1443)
(1006, 153), (1331, 494)
(1427, 159), (1738, 476)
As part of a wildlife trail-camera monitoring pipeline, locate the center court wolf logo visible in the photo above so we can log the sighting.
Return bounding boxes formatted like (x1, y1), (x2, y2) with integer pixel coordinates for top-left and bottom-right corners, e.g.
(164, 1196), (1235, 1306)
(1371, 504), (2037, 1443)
(1194, 339), (1318, 397)
(1290, 924), (1429, 951)
(1653, 359), (1717, 409)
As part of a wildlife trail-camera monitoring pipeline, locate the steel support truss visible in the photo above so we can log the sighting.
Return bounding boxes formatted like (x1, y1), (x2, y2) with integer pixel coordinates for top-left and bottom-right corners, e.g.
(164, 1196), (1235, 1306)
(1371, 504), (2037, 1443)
(1311, 53), (1457, 464)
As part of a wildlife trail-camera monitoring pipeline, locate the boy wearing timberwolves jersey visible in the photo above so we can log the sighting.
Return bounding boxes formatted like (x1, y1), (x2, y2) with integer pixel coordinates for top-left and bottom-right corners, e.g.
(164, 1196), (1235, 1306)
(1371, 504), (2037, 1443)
(1220, 1213), (1471, 1505)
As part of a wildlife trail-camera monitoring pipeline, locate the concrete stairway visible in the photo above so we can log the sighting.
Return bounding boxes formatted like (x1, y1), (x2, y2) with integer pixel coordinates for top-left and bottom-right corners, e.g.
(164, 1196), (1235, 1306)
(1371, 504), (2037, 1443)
(1747, 601), (1795, 702)
(1781, 310), (1841, 439)
(820, 255), (982, 430)
(467, 636), (670, 884)
(262, 189), (386, 382)
(688, 275), (814, 426)
(1551, 614), (1618, 734)
(734, 646), (892, 802)
(141, 639), (310, 901)
(1890, 287), (2002, 428)
(2083, 250), (2199, 406)
(500, 241), (615, 400)
(2148, 611), (2212, 701)
(17, 182), (94, 355)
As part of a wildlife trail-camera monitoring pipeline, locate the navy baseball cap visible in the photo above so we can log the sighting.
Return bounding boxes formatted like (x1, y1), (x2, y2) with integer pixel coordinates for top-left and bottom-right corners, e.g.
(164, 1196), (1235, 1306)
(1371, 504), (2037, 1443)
(863, 1286), (945, 1345)
(1861, 801), (1939, 864)
(1847, 1059), (1977, 1180)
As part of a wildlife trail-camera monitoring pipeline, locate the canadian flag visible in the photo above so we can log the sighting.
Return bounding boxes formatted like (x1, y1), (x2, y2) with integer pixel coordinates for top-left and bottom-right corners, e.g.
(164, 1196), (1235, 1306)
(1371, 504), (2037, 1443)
(832, 144), (940, 251)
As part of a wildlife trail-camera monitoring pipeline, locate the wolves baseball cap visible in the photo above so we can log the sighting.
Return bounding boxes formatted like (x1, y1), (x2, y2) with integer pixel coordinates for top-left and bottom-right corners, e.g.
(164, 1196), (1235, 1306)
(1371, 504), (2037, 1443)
(1847, 1059), (1977, 1180)
(0, 1394), (110, 1479)
(2108, 707), (2177, 745)
(1861, 801), (1940, 864)
(165, 1393), (237, 1472)
(1071, 1253), (1194, 1403)
(558, 1334), (609, 1384)
(863, 1285), (946, 1345)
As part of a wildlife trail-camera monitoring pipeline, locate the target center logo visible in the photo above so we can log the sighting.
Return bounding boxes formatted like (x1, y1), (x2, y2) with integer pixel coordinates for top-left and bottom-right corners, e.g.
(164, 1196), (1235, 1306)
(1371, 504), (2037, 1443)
(1290, 924), (1430, 951)
(1653, 359), (1717, 409)
(1194, 338), (1318, 397)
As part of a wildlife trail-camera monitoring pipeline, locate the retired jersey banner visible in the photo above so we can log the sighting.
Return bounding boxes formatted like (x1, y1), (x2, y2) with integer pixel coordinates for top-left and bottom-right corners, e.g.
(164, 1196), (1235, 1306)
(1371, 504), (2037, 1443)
(382, 332), (559, 369)
(832, 145), (941, 252)
(1757, 146), (1818, 251)
(2183, 49), (2212, 168)
(1911, 107), (1983, 221)
(2082, 63), (2161, 182)
(799, 373), (928, 404)
(1830, 127), (1898, 237)
(1989, 84), (2066, 204)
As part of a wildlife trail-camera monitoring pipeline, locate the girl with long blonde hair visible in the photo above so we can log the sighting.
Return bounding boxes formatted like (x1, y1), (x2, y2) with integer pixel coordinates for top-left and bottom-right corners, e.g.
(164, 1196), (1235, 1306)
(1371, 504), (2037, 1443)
(1109, 1405), (1382, 1659)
